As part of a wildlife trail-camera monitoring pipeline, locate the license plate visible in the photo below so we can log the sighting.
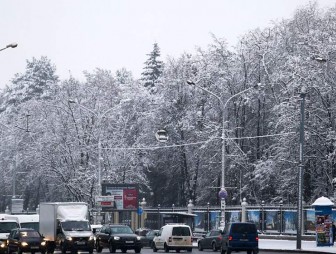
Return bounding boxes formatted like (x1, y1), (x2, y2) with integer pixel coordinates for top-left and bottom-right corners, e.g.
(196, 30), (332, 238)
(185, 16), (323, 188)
(240, 239), (248, 241)
(125, 241), (133, 243)
(31, 247), (39, 249)
(76, 241), (86, 245)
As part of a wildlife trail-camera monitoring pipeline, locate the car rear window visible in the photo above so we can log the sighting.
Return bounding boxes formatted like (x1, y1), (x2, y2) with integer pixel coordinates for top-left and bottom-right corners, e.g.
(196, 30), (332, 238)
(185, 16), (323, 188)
(231, 224), (256, 234)
(172, 227), (191, 236)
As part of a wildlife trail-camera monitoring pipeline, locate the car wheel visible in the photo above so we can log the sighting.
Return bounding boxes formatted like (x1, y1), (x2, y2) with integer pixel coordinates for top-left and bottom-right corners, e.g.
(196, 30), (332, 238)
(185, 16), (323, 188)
(18, 247), (22, 254)
(198, 242), (203, 251)
(61, 244), (67, 254)
(187, 248), (192, 252)
(212, 242), (218, 252)
(121, 249), (127, 253)
(164, 243), (169, 253)
(152, 243), (158, 252)
(134, 247), (141, 253)
(252, 250), (257, 254)
(176, 250), (180, 253)
(227, 249), (231, 254)
(96, 241), (103, 253)
(88, 248), (94, 254)
(220, 245), (226, 254)
(109, 243), (116, 253)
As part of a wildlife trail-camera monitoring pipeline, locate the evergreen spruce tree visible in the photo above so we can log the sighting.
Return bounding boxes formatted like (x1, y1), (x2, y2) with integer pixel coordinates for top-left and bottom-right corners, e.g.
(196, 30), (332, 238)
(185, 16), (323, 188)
(141, 43), (163, 88)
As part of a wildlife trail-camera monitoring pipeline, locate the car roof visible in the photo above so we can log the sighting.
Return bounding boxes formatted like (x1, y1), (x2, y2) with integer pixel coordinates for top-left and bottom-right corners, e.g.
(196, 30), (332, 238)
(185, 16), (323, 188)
(104, 224), (130, 227)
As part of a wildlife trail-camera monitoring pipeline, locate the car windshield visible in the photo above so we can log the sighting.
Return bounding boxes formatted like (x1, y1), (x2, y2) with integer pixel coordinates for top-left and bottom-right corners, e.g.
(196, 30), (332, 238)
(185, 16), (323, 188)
(0, 222), (18, 233)
(231, 224), (256, 233)
(20, 231), (40, 238)
(61, 221), (90, 231)
(21, 222), (39, 231)
(111, 226), (133, 234)
(172, 227), (190, 236)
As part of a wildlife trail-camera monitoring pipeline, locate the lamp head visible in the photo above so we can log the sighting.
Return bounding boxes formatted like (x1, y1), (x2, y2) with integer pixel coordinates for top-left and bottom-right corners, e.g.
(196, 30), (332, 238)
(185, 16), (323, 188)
(6, 43), (18, 48)
(186, 80), (195, 86)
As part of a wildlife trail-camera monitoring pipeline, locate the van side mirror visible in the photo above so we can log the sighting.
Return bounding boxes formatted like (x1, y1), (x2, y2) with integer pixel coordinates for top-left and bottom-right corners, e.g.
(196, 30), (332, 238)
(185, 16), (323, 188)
(154, 232), (159, 236)
(92, 229), (96, 234)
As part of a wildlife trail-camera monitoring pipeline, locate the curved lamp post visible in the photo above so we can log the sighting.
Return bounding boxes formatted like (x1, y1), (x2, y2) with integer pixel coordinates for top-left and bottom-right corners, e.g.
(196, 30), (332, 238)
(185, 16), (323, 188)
(186, 80), (260, 226)
(0, 43), (18, 52)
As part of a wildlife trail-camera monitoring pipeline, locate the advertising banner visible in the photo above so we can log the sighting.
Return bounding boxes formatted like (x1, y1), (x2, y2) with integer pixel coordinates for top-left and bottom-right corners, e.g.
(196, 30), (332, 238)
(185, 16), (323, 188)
(315, 206), (333, 246)
(102, 183), (138, 211)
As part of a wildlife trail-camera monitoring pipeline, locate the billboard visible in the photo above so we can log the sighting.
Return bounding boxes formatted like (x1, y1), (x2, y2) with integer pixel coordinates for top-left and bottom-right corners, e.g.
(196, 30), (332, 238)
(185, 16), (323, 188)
(101, 183), (138, 211)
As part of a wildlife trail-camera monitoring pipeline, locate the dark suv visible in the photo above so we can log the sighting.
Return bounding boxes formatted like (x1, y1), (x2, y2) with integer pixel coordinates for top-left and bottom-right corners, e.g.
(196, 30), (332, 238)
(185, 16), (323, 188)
(7, 228), (46, 254)
(220, 222), (258, 254)
(95, 224), (142, 253)
(198, 229), (222, 251)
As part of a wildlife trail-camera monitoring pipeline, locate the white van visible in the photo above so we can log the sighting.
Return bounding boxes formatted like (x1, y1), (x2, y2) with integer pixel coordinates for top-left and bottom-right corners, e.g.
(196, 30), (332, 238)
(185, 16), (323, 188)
(4, 214), (39, 231)
(153, 224), (193, 252)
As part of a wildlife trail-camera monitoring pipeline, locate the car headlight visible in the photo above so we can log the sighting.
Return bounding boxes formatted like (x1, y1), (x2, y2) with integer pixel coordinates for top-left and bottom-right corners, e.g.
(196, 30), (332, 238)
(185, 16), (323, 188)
(113, 236), (120, 240)
(89, 236), (94, 241)
(0, 241), (6, 248)
(21, 242), (28, 247)
(41, 241), (46, 246)
(66, 236), (73, 241)
(137, 236), (141, 241)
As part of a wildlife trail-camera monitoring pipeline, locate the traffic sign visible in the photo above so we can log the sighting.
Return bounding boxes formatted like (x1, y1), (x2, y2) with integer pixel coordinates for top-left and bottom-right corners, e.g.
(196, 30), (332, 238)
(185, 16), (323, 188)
(137, 207), (143, 215)
(221, 200), (226, 210)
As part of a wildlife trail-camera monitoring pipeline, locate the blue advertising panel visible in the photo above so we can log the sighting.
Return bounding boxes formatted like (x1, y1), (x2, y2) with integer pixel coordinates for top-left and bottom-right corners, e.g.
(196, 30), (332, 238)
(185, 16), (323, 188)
(315, 206), (333, 246)
(283, 210), (297, 233)
(247, 210), (260, 229)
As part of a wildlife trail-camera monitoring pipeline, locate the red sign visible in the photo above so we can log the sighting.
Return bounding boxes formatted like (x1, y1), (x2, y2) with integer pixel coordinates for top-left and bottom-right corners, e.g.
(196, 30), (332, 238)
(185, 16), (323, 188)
(123, 188), (137, 209)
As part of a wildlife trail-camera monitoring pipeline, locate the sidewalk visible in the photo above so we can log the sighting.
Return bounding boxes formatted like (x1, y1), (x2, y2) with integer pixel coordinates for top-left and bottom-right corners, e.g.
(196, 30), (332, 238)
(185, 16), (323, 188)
(260, 239), (336, 253)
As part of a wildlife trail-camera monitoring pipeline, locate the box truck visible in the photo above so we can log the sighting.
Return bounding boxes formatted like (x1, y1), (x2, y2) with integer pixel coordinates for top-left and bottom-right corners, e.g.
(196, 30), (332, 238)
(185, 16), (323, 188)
(39, 202), (94, 254)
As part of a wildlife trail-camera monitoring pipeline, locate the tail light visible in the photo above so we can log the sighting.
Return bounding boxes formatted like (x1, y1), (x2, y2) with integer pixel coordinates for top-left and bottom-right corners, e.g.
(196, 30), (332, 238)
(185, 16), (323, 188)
(228, 236), (233, 241)
(256, 237), (259, 241)
(168, 237), (172, 242)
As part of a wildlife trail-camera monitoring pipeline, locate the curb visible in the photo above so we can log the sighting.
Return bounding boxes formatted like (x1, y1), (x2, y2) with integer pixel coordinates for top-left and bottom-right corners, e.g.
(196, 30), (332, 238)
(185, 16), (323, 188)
(261, 249), (331, 254)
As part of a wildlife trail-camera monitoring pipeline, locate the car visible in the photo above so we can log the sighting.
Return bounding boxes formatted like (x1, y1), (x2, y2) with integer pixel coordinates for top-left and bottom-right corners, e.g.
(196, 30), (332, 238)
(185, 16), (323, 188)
(141, 230), (159, 248)
(95, 224), (142, 253)
(7, 228), (46, 254)
(153, 224), (193, 252)
(220, 222), (258, 254)
(198, 229), (222, 251)
(134, 228), (152, 247)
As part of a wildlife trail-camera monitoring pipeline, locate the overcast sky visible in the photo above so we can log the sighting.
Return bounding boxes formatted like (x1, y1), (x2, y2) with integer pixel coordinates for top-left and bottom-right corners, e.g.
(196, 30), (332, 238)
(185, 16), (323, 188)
(1, 0), (335, 89)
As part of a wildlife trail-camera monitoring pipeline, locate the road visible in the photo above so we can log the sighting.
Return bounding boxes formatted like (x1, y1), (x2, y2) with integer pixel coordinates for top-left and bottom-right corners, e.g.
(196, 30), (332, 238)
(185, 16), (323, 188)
(92, 247), (320, 254)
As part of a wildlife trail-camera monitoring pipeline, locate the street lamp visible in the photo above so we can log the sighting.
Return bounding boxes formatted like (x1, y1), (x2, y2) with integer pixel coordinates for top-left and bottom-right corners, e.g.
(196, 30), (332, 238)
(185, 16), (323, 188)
(297, 86), (306, 249)
(157, 204), (161, 229)
(207, 202), (210, 232)
(186, 80), (260, 226)
(0, 43), (18, 52)
(279, 199), (283, 234)
(68, 100), (115, 197)
(261, 200), (265, 233)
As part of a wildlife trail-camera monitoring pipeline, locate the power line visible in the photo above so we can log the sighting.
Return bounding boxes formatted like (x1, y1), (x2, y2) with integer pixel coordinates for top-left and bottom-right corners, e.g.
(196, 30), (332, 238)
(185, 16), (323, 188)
(101, 132), (296, 151)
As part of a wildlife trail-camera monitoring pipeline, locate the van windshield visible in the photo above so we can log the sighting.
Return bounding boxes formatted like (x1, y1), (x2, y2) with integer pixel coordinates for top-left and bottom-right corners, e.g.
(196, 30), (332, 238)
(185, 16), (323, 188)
(61, 221), (90, 231)
(172, 227), (190, 236)
(231, 224), (256, 233)
(0, 222), (18, 233)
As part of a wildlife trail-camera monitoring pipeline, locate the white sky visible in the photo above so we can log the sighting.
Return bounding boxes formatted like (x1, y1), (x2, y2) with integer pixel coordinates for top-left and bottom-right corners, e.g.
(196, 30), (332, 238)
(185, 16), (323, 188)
(1, 0), (335, 89)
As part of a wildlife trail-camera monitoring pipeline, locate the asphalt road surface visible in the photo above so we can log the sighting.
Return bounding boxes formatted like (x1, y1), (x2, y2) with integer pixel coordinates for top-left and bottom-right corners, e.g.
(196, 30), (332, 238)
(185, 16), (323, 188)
(91, 247), (320, 254)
